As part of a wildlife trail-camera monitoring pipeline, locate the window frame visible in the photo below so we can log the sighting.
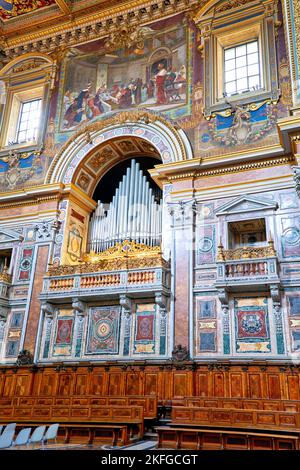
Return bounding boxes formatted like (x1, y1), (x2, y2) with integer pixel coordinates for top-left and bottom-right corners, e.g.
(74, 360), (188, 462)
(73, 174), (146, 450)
(1, 84), (45, 150)
(0, 53), (56, 154)
(15, 98), (42, 146)
(197, 0), (280, 118)
(223, 39), (262, 97)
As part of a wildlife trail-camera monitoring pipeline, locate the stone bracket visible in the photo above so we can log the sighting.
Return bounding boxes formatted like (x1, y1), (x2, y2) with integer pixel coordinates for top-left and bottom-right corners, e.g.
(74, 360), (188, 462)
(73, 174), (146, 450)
(155, 293), (168, 310)
(72, 298), (87, 315)
(40, 302), (55, 318)
(119, 294), (132, 313)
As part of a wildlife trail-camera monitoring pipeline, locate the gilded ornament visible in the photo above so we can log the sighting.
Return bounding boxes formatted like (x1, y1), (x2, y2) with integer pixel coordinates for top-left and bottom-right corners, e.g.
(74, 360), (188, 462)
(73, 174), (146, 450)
(47, 241), (169, 276)
(104, 24), (155, 51)
(219, 243), (278, 262)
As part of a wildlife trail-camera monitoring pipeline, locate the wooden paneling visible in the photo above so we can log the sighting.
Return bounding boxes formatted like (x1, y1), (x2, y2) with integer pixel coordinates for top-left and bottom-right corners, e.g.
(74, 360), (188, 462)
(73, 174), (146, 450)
(229, 373), (244, 397)
(267, 374), (281, 399)
(248, 374), (262, 398)
(171, 406), (300, 432)
(173, 372), (191, 398)
(213, 373), (225, 397)
(0, 364), (299, 403)
(287, 375), (300, 400)
(89, 372), (104, 395)
(144, 372), (158, 396)
(157, 427), (300, 450)
(108, 373), (122, 395)
(74, 374), (88, 395)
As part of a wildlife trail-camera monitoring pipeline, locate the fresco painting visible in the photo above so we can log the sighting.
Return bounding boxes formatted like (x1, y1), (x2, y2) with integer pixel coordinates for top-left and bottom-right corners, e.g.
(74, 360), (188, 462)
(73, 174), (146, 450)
(60, 20), (187, 131)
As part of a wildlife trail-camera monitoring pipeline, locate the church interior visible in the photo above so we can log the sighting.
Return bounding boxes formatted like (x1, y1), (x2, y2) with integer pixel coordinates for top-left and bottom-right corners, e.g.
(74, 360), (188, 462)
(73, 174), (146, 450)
(0, 0), (300, 451)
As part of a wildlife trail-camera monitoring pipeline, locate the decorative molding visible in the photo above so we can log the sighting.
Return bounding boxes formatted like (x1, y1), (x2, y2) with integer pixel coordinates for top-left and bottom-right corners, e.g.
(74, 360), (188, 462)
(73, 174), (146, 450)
(16, 350), (34, 366)
(47, 240), (169, 275)
(159, 156), (295, 184)
(2, 0), (198, 59)
(0, 150), (43, 190)
(172, 344), (189, 361)
(47, 109), (190, 185)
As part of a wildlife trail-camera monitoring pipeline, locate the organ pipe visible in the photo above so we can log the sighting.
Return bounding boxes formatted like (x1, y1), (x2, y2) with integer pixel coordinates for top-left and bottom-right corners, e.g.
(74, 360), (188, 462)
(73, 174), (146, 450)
(88, 159), (162, 253)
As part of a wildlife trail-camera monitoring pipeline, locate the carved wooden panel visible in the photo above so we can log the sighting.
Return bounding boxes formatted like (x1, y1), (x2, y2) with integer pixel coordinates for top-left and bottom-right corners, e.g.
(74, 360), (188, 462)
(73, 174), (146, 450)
(125, 373), (140, 396)
(39, 373), (56, 396)
(89, 373), (105, 395)
(197, 373), (209, 397)
(173, 372), (190, 398)
(108, 373), (122, 396)
(267, 374), (281, 399)
(248, 373), (262, 398)
(74, 374), (88, 395)
(2, 376), (13, 397)
(229, 373), (243, 397)
(14, 375), (31, 396)
(213, 373), (225, 397)
(144, 373), (158, 396)
(57, 374), (72, 396)
(287, 375), (300, 400)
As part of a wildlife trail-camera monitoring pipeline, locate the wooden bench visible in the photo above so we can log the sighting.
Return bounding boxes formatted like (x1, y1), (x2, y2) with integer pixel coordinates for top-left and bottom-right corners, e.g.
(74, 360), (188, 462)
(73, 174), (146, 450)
(2, 421), (128, 447)
(169, 397), (300, 412)
(0, 405), (144, 442)
(157, 426), (300, 450)
(0, 395), (157, 419)
(171, 406), (300, 433)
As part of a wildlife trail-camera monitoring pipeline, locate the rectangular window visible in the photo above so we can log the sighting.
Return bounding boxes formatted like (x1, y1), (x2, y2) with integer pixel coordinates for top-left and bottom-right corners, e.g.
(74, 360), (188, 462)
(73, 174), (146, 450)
(224, 40), (261, 96)
(16, 98), (42, 144)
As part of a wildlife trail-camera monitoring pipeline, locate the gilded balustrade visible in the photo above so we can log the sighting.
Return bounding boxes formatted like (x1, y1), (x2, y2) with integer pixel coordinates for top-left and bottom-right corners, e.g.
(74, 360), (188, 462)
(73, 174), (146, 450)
(217, 239), (277, 262)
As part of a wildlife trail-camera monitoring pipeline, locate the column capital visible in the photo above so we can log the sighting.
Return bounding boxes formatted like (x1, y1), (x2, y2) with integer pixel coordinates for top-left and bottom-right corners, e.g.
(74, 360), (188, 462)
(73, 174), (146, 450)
(168, 199), (196, 227)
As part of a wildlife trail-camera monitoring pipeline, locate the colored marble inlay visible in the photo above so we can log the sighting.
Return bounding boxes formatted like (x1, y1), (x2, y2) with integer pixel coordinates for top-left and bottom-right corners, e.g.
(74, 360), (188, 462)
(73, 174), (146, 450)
(197, 225), (215, 265)
(198, 300), (216, 319)
(55, 319), (73, 345)
(18, 247), (34, 282)
(86, 306), (120, 354)
(133, 304), (156, 355)
(199, 332), (216, 352)
(234, 297), (271, 353)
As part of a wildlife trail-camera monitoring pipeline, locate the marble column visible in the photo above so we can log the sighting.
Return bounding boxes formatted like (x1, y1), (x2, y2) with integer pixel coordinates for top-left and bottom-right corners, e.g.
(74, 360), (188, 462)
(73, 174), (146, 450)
(120, 295), (132, 356)
(168, 199), (195, 352)
(72, 299), (87, 358)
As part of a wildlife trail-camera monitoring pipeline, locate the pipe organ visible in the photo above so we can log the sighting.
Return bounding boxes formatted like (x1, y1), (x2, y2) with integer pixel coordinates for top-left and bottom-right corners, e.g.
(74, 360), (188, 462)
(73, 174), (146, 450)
(88, 159), (162, 252)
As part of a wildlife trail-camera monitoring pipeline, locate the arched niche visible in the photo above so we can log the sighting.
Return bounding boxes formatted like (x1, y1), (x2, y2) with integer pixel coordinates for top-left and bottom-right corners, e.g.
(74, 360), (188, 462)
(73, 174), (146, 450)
(46, 109), (194, 186)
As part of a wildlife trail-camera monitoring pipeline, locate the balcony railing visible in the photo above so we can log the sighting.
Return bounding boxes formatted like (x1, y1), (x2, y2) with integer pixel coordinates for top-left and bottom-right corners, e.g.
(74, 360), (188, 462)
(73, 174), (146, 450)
(216, 240), (279, 287)
(40, 241), (170, 301)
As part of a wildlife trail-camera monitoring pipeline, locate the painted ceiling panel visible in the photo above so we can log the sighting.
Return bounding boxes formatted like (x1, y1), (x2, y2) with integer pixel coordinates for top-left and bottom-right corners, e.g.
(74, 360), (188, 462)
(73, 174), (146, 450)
(0, 0), (56, 21)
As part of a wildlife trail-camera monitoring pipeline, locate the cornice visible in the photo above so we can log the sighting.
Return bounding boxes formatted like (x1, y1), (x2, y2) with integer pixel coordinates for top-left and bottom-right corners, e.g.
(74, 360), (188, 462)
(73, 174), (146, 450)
(2, 0), (197, 58)
(150, 155), (295, 186)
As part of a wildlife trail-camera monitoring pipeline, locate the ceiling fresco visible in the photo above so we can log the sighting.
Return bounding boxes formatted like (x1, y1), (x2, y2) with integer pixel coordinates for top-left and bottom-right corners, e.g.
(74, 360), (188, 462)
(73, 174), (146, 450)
(0, 0), (56, 21)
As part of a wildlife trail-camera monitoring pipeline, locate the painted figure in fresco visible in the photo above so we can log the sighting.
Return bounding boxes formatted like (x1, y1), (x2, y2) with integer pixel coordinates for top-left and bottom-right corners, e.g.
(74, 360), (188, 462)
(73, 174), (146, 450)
(147, 79), (155, 99)
(155, 63), (168, 105)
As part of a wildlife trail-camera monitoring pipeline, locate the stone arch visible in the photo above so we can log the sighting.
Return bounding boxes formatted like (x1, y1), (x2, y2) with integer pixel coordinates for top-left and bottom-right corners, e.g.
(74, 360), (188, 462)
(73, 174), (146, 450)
(0, 52), (55, 79)
(46, 109), (193, 185)
(73, 135), (161, 199)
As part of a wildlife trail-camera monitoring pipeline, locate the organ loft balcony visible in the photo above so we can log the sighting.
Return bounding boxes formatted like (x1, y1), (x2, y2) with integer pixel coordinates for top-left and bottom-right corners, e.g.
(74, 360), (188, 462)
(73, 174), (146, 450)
(40, 241), (170, 303)
(215, 238), (280, 291)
